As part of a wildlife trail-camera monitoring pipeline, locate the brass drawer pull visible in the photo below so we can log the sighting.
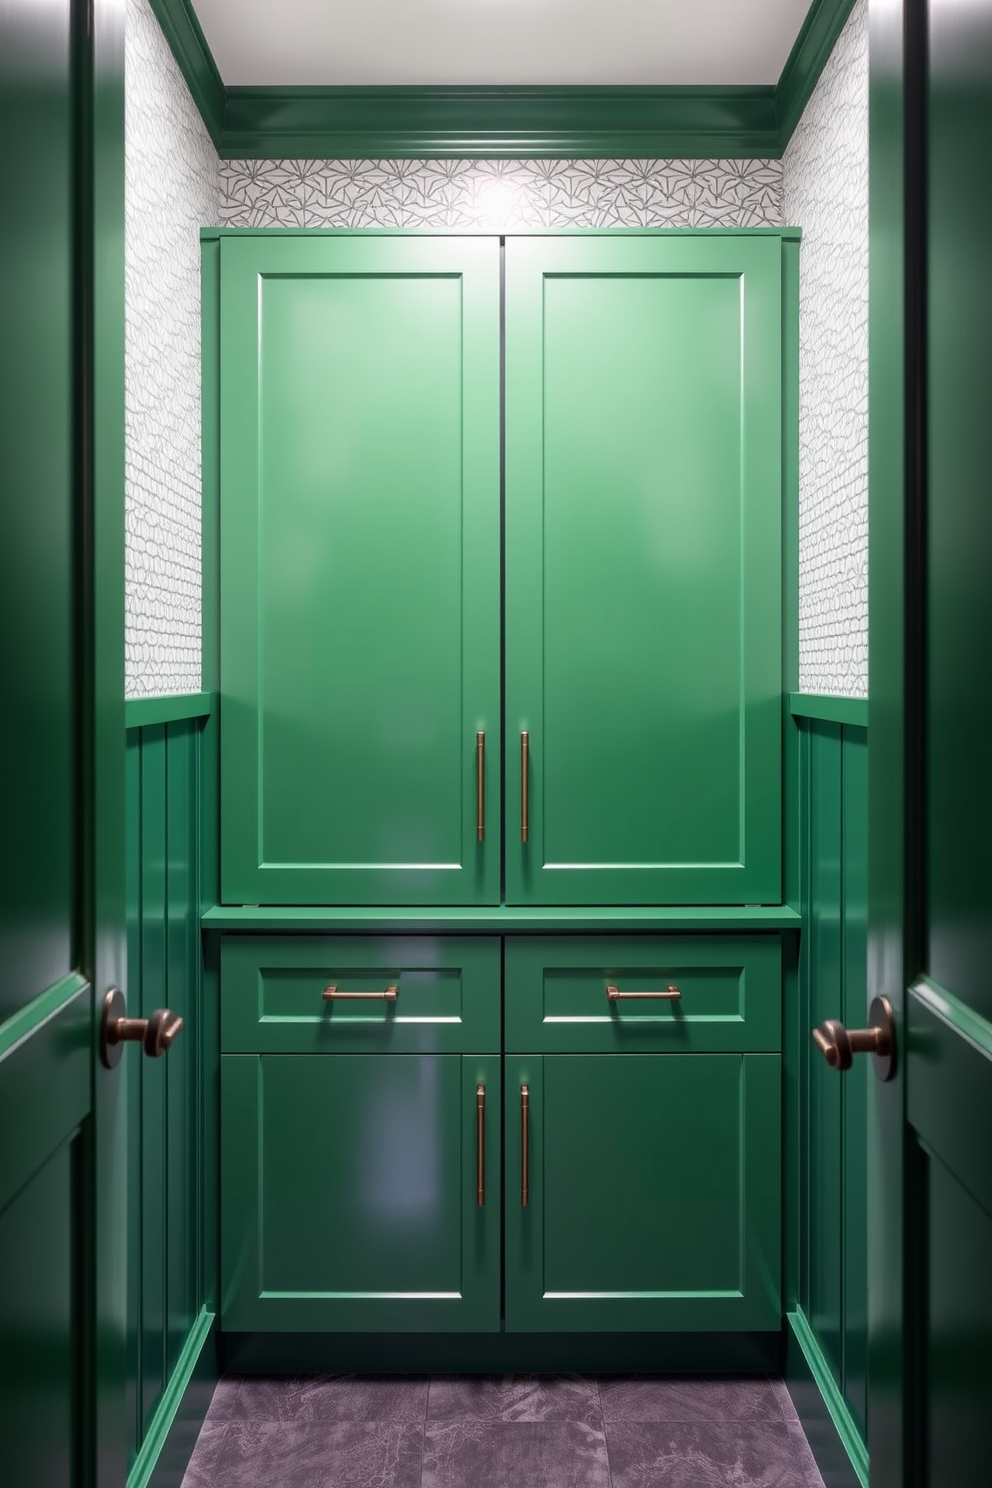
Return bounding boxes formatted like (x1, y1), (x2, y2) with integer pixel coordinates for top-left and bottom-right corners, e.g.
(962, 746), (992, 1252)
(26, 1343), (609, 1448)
(322, 985), (399, 1001)
(476, 731), (485, 842)
(520, 731), (530, 843)
(520, 1083), (530, 1207)
(476, 1084), (486, 1206)
(606, 984), (682, 1002)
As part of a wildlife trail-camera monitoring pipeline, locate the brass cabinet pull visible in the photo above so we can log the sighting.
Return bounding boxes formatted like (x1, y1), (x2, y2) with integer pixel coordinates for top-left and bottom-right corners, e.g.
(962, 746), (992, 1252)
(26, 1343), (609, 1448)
(476, 731), (485, 842)
(520, 1083), (530, 1207)
(322, 985), (399, 1001)
(476, 1084), (486, 1206)
(606, 984), (682, 1002)
(520, 731), (530, 843)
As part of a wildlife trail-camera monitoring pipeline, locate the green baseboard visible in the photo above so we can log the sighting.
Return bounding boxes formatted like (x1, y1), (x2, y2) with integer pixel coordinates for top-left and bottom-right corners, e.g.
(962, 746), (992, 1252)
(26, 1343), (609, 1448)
(785, 1310), (868, 1488)
(221, 1329), (782, 1376)
(127, 1311), (218, 1488)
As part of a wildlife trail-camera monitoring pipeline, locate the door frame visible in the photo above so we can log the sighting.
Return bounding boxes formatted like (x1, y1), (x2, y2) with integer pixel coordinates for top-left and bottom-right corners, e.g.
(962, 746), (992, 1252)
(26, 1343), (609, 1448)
(866, 0), (925, 1483)
(78, 0), (127, 1481)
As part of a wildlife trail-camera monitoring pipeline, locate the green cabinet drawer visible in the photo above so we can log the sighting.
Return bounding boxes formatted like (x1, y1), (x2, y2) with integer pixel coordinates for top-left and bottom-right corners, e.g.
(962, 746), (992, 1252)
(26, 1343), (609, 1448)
(504, 1053), (781, 1332)
(221, 1053), (501, 1332)
(505, 935), (781, 1053)
(221, 936), (500, 1053)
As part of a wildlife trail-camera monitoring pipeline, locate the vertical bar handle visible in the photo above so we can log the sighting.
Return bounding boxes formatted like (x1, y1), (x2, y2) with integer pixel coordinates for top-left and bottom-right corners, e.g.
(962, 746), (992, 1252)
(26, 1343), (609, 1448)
(476, 732), (485, 843)
(520, 732), (530, 843)
(520, 1083), (530, 1207)
(476, 1084), (486, 1206)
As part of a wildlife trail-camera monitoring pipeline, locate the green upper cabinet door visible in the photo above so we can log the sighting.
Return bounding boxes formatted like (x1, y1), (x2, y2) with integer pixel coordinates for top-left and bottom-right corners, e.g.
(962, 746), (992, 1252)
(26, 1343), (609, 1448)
(219, 235), (501, 905)
(505, 234), (784, 905)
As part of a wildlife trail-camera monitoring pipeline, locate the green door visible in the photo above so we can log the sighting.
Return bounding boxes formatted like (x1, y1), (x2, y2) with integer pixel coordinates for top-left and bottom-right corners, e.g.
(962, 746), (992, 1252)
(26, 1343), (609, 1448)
(221, 1053), (501, 1332)
(503, 1054), (780, 1332)
(869, 3), (992, 1483)
(505, 233), (783, 906)
(220, 235), (500, 907)
(0, 0), (126, 1482)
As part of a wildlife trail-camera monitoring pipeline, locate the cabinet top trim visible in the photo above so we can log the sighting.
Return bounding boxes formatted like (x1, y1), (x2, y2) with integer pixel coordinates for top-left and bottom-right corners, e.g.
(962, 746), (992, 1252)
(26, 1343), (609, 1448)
(201, 905), (801, 932)
(201, 227), (802, 242)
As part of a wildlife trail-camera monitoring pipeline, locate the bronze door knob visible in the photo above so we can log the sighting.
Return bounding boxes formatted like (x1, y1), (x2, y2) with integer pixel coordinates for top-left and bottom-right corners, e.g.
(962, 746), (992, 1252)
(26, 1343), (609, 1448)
(812, 994), (896, 1081)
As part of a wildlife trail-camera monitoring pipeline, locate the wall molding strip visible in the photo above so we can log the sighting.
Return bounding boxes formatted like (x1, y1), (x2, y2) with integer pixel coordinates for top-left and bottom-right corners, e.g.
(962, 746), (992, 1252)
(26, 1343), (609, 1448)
(150, 0), (856, 159)
(125, 693), (213, 729)
(201, 904), (802, 931)
(786, 1309), (869, 1488)
(790, 692), (868, 728)
(126, 1310), (217, 1488)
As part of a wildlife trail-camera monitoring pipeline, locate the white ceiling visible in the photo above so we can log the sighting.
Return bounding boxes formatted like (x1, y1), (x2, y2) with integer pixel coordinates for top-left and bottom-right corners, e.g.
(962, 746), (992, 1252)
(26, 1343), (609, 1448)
(191, 0), (815, 89)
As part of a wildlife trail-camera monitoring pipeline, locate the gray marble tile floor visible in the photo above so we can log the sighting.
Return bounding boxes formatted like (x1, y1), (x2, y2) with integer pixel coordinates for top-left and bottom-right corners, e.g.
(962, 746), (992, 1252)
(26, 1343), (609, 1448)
(181, 1374), (827, 1487)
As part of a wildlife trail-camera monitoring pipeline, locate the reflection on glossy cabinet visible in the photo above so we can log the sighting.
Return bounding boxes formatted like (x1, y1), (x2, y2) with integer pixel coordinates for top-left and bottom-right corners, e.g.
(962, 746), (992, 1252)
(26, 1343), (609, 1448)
(221, 1052), (501, 1333)
(219, 235), (501, 907)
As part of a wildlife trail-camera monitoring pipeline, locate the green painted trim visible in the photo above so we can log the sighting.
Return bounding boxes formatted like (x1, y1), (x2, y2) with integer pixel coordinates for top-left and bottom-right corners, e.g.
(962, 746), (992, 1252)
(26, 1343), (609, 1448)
(147, 0), (225, 150)
(791, 694), (869, 728)
(126, 1310), (216, 1488)
(910, 976), (992, 1063)
(775, 0), (858, 146)
(0, 972), (89, 1064)
(153, 0), (852, 159)
(201, 904), (802, 931)
(125, 693), (213, 730)
(782, 240), (801, 700)
(219, 83), (780, 160)
(201, 226), (803, 240)
(786, 1309), (869, 1488)
(222, 1328), (781, 1376)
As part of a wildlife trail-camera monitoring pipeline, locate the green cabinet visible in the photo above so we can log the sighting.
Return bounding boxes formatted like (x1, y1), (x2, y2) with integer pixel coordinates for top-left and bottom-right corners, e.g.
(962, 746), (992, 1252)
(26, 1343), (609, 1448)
(220, 936), (502, 1332)
(504, 1054), (781, 1333)
(504, 235), (783, 906)
(219, 933), (781, 1338)
(219, 235), (501, 907)
(221, 1052), (501, 1333)
(211, 226), (791, 1355)
(215, 231), (786, 908)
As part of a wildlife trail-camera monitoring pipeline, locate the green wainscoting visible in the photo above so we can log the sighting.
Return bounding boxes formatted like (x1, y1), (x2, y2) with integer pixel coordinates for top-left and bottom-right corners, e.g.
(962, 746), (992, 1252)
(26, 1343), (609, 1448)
(787, 711), (869, 1488)
(126, 712), (216, 1487)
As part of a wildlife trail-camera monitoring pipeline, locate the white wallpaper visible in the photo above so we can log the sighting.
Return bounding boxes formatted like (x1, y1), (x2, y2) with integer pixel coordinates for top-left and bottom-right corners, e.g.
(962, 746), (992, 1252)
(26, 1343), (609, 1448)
(218, 158), (783, 229)
(125, 0), (218, 697)
(783, 0), (869, 698)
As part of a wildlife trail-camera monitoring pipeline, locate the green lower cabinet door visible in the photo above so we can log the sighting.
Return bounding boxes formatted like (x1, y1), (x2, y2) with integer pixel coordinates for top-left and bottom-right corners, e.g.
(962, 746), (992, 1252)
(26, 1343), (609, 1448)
(222, 1053), (500, 1332)
(504, 1054), (781, 1332)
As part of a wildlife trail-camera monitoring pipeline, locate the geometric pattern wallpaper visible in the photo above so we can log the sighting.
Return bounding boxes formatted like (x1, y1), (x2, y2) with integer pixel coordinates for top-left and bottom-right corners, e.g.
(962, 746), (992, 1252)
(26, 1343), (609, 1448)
(219, 157), (783, 230)
(125, 0), (219, 697)
(783, 0), (869, 699)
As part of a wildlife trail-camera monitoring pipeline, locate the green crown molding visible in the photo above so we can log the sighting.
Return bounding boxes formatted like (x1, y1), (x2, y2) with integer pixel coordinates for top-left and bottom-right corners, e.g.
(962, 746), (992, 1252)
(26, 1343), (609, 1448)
(152, 0), (854, 160)
(148, 0), (225, 150)
(775, 0), (858, 148)
(220, 84), (780, 160)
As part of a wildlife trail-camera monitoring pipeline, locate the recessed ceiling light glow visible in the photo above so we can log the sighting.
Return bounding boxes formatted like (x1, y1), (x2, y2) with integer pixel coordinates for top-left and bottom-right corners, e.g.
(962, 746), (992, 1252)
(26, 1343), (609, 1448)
(472, 178), (525, 228)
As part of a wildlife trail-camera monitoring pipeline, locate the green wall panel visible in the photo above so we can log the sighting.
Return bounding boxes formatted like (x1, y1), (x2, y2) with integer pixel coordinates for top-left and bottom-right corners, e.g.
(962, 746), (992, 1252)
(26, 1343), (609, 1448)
(792, 715), (869, 1451)
(126, 718), (207, 1474)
